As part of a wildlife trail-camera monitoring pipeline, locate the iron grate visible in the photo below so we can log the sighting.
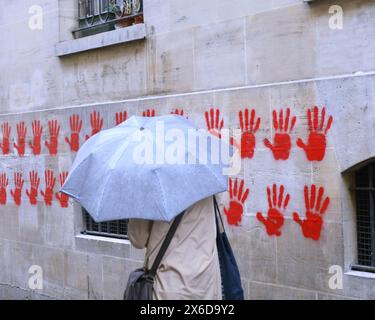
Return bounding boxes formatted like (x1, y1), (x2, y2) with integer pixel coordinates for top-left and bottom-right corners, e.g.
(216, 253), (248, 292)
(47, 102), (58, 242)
(355, 163), (375, 267)
(82, 208), (128, 239)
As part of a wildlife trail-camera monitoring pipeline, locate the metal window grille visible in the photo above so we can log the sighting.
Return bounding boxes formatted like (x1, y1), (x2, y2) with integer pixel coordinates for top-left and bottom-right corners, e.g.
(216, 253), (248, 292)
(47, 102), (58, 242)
(82, 208), (128, 239)
(75, 0), (143, 38)
(352, 163), (375, 270)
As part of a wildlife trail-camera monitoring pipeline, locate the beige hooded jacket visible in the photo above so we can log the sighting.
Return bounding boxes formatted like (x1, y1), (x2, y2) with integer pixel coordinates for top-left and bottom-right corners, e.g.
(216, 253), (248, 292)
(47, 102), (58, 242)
(128, 196), (222, 300)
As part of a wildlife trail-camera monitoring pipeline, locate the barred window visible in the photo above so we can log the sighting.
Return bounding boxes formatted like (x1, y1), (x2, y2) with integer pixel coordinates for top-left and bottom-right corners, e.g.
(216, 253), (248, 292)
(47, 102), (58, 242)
(82, 208), (128, 239)
(75, 0), (144, 38)
(352, 162), (375, 272)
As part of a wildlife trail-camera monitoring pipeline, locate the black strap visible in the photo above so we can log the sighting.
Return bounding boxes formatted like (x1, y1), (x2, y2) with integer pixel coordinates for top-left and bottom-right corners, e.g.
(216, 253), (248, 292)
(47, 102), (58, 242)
(213, 195), (225, 234)
(149, 211), (185, 277)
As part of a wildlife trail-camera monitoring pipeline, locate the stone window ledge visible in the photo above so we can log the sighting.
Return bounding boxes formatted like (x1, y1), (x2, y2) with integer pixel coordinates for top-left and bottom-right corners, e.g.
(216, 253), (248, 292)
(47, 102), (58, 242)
(345, 271), (375, 280)
(55, 23), (146, 57)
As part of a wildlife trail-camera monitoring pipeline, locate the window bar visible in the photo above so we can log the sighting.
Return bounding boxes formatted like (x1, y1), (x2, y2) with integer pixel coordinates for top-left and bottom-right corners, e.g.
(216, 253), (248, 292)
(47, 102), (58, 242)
(369, 165), (375, 267)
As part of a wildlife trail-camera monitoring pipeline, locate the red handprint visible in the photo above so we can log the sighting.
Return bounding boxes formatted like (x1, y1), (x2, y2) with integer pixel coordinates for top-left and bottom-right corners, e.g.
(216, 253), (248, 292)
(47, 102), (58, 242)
(115, 111), (127, 125)
(256, 184), (290, 236)
(26, 171), (40, 205)
(293, 184), (330, 241)
(10, 172), (24, 206)
(65, 114), (82, 152)
(224, 178), (249, 226)
(14, 122), (27, 156)
(232, 109), (261, 159)
(45, 120), (60, 155)
(29, 120), (43, 155)
(40, 170), (56, 206)
(142, 109), (156, 117)
(55, 171), (69, 208)
(1, 122), (11, 155)
(0, 172), (8, 205)
(86, 111), (103, 140)
(264, 108), (296, 160)
(171, 108), (184, 116)
(297, 106), (333, 161)
(205, 108), (224, 139)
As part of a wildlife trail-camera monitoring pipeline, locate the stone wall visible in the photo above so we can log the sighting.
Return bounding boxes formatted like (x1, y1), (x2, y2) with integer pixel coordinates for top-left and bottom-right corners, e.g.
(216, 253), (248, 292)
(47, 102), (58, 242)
(1, 0), (375, 299)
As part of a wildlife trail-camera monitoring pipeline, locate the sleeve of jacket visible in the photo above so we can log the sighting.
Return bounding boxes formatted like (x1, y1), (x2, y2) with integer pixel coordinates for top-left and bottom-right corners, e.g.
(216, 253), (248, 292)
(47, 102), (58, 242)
(128, 219), (153, 249)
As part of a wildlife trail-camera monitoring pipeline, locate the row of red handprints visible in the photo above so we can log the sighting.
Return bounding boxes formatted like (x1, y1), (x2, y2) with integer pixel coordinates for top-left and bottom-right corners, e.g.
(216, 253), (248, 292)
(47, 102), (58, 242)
(0, 106), (333, 161)
(0, 172), (330, 240)
(0, 171), (68, 208)
(224, 178), (330, 241)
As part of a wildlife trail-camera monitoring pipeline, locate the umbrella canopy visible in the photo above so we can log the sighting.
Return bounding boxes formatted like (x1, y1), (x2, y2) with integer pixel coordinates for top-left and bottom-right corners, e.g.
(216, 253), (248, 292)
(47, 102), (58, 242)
(61, 114), (231, 222)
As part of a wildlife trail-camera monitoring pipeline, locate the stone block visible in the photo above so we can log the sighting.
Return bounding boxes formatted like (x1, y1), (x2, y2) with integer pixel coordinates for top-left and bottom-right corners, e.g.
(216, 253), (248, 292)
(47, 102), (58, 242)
(194, 18), (246, 90)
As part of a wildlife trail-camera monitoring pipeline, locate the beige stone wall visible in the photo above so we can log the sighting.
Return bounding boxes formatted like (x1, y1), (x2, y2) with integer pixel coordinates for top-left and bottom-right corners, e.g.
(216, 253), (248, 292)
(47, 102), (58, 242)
(1, 0), (375, 299)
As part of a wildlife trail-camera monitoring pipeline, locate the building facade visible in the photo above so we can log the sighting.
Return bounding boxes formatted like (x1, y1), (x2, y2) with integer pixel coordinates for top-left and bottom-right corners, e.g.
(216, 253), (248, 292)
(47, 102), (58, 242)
(1, 0), (375, 299)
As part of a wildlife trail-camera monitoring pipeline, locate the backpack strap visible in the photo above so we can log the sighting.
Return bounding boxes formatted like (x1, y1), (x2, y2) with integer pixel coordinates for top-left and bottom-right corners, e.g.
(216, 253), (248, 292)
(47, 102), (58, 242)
(213, 195), (225, 234)
(149, 211), (185, 277)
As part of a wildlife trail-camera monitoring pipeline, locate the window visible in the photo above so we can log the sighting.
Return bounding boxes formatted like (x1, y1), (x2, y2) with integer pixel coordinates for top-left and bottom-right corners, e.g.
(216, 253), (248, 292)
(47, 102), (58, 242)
(352, 162), (375, 272)
(82, 208), (129, 239)
(74, 0), (144, 38)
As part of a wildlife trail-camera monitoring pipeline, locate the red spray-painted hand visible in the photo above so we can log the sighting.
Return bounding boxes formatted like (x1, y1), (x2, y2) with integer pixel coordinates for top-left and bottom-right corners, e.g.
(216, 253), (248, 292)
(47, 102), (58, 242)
(55, 171), (69, 208)
(205, 108), (224, 139)
(171, 108), (184, 116)
(0, 172), (8, 205)
(115, 111), (127, 125)
(142, 109), (156, 117)
(224, 178), (250, 226)
(14, 122), (27, 156)
(65, 114), (82, 152)
(86, 111), (103, 140)
(29, 120), (43, 155)
(10, 172), (24, 206)
(264, 108), (296, 160)
(45, 120), (60, 155)
(297, 106), (333, 161)
(293, 184), (330, 241)
(26, 170), (40, 205)
(257, 184), (290, 236)
(1, 122), (11, 155)
(232, 109), (261, 159)
(41, 170), (56, 206)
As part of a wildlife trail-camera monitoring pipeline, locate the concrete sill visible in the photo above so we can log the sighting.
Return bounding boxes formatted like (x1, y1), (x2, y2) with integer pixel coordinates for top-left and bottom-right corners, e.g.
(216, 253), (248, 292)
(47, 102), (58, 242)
(345, 271), (375, 280)
(55, 23), (146, 57)
(75, 233), (131, 245)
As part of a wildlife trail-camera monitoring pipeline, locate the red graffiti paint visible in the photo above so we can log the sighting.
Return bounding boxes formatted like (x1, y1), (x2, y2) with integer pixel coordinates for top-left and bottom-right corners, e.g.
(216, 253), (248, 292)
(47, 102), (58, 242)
(55, 172), (69, 208)
(171, 108), (184, 116)
(29, 120), (43, 155)
(234, 109), (261, 159)
(297, 106), (333, 161)
(86, 111), (104, 140)
(0, 122), (11, 155)
(40, 170), (56, 206)
(224, 178), (250, 226)
(115, 111), (127, 125)
(264, 108), (296, 160)
(0, 172), (8, 205)
(10, 172), (24, 206)
(65, 114), (82, 152)
(293, 184), (330, 241)
(26, 170), (40, 205)
(257, 184), (290, 236)
(205, 108), (224, 139)
(14, 122), (27, 156)
(142, 109), (156, 117)
(45, 120), (60, 155)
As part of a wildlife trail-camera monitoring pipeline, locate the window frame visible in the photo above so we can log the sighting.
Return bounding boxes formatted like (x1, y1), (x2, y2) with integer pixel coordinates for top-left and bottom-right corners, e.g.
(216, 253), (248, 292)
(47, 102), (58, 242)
(351, 162), (375, 272)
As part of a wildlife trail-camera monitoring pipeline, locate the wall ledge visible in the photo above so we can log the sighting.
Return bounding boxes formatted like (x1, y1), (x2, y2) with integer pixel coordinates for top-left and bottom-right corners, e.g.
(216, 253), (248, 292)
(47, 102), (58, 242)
(55, 23), (146, 57)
